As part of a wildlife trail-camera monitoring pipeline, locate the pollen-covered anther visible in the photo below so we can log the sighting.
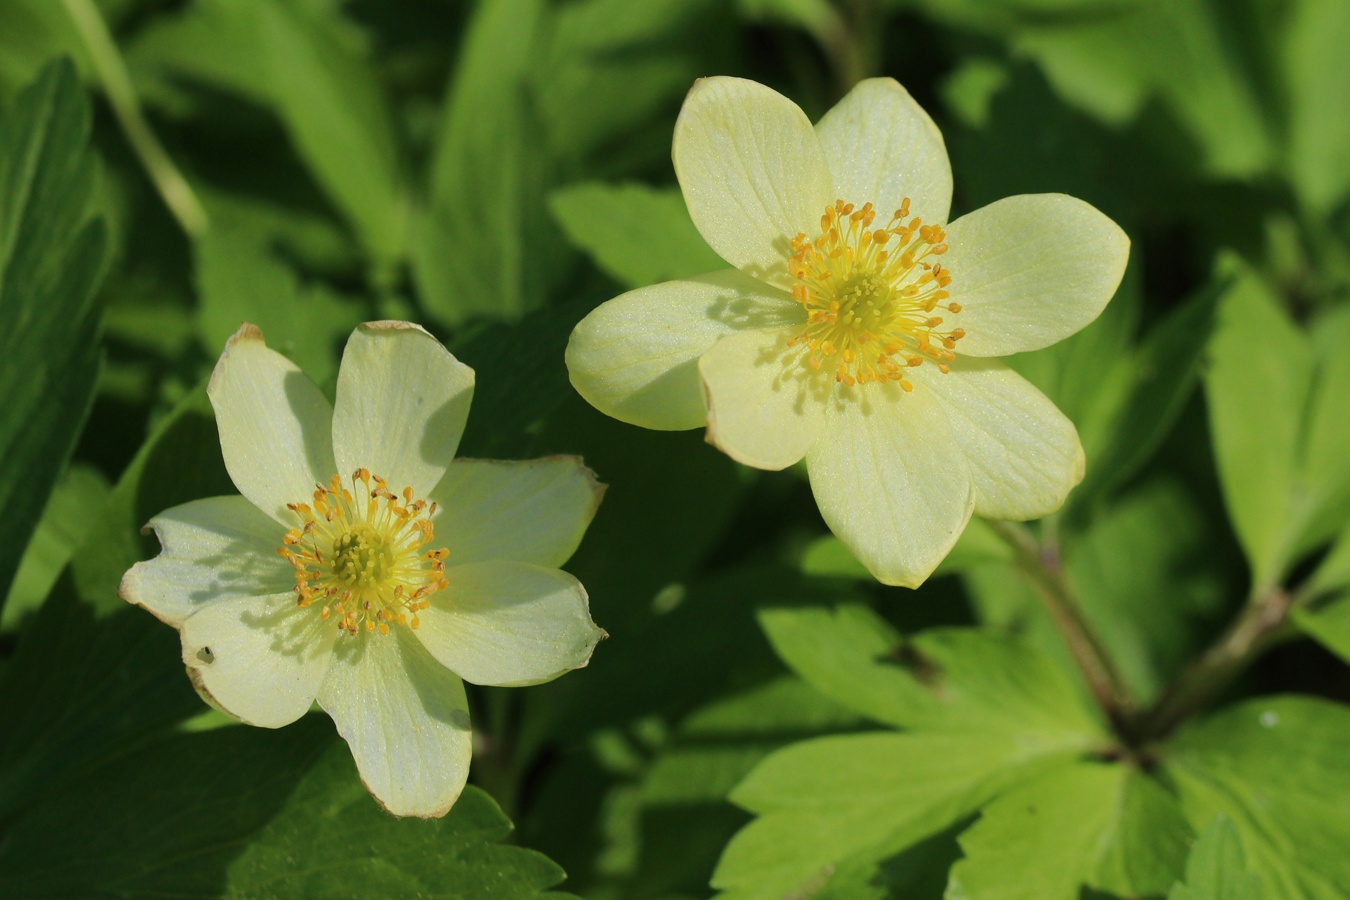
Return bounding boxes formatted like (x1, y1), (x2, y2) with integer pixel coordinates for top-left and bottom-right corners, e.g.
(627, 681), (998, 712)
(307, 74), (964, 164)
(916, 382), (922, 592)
(278, 468), (448, 636)
(786, 197), (964, 389)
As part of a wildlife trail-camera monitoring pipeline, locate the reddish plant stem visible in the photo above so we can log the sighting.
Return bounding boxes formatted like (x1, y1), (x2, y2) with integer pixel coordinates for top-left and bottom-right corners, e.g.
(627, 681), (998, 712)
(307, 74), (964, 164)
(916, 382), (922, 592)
(988, 520), (1135, 729)
(1137, 586), (1294, 741)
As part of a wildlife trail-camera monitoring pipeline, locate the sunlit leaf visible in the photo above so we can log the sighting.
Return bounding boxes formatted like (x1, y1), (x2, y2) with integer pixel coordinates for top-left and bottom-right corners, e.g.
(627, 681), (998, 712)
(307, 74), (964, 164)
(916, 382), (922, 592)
(1, 464), (109, 632)
(1168, 815), (1263, 900)
(414, 0), (547, 324)
(1284, 0), (1350, 214)
(1012, 0), (1272, 178)
(1204, 264), (1311, 587)
(258, 0), (406, 267)
(715, 611), (1107, 896)
(549, 182), (725, 289)
(947, 763), (1191, 900)
(1163, 696), (1350, 900)
(195, 226), (364, 389)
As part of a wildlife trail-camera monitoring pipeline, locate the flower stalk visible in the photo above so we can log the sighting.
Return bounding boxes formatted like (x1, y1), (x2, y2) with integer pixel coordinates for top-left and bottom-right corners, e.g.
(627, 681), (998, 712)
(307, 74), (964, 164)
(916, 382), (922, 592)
(1138, 586), (1295, 741)
(987, 519), (1135, 729)
(62, 0), (209, 237)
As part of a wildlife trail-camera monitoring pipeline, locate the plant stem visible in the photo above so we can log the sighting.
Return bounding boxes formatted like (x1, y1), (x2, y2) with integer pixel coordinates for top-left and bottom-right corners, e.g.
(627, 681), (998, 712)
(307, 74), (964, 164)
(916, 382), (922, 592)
(62, 0), (209, 237)
(987, 519), (1135, 727)
(1138, 586), (1294, 740)
(815, 0), (880, 97)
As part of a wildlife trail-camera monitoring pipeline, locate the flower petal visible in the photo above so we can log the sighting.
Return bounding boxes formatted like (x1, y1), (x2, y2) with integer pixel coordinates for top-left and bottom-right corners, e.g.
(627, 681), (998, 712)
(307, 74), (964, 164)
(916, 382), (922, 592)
(805, 387), (974, 587)
(318, 630), (472, 818)
(566, 269), (796, 430)
(180, 592), (337, 729)
(941, 194), (1129, 357)
(815, 77), (953, 224)
(416, 560), (602, 687)
(207, 324), (337, 523)
(700, 326), (826, 470)
(332, 322), (474, 498)
(673, 77), (832, 286)
(120, 495), (293, 627)
(430, 457), (604, 568)
(918, 360), (1084, 520)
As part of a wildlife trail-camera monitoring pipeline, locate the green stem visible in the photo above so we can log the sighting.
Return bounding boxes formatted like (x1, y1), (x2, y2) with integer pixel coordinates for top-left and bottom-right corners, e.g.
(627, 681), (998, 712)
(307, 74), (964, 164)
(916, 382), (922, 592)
(1138, 586), (1294, 741)
(62, 0), (209, 237)
(988, 519), (1135, 727)
(816, 0), (880, 97)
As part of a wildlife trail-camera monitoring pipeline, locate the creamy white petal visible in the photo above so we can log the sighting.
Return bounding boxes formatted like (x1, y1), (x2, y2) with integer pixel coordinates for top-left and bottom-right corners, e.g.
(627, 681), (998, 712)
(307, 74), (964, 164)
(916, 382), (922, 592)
(430, 457), (603, 568)
(700, 325), (828, 470)
(673, 77), (832, 287)
(917, 360), (1084, 520)
(332, 322), (474, 499)
(318, 630), (473, 818)
(815, 78), (953, 225)
(566, 269), (797, 430)
(941, 194), (1129, 357)
(180, 592), (336, 729)
(207, 324), (337, 523)
(416, 560), (602, 687)
(805, 387), (974, 587)
(120, 495), (293, 627)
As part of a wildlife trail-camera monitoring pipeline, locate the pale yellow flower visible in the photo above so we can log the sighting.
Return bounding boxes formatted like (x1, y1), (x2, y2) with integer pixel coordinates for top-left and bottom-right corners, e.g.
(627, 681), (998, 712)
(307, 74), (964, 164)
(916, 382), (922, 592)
(566, 77), (1128, 586)
(122, 322), (605, 817)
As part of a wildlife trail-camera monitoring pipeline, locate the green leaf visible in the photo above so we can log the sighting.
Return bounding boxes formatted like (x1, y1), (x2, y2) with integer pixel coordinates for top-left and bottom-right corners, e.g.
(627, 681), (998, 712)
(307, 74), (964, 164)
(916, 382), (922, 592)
(1079, 276), (1222, 501)
(227, 739), (568, 897)
(124, 0), (273, 112)
(258, 0), (406, 266)
(800, 517), (1010, 581)
(1204, 265), (1350, 587)
(1011, 0), (1272, 178)
(1, 464), (109, 632)
(549, 182), (725, 289)
(1066, 480), (1226, 702)
(942, 58), (1011, 129)
(1003, 265), (1137, 468)
(1290, 594), (1350, 666)
(195, 225), (364, 389)
(642, 676), (862, 808)
(0, 390), (230, 819)
(0, 2), (86, 102)
(758, 606), (1105, 737)
(712, 729), (1085, 899)
(1283, 0), (1350, 214)
(946, 763), (1191, 900)
(0, 719), (330, 897)
(1163, 696), (1350, 899)
(413, 0), (548, 325)
(531, 0), (717, 165)
(1298, 306), (1350, 552)
(0, 59), (105, 609)
(1169, 815), (1262, 900)
(1204, 264), (1312, 587)
(1308, 521), (1350, 598)
(756, 604), (929, 728)
(0, 718), (570, 897)
(715, 613), (1106, 897)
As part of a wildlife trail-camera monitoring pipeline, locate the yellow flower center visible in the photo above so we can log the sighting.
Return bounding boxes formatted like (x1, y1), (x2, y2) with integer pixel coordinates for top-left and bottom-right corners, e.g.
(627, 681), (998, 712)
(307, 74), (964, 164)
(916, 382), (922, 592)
(278, 469), (448, 636)
(788, 198), (964, 390)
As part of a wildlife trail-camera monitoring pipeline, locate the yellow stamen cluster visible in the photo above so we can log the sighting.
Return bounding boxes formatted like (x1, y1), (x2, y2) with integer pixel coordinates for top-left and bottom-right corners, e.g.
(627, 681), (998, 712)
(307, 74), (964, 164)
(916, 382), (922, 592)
(277, 469), (449, 637)
(787, 198), (964, 390)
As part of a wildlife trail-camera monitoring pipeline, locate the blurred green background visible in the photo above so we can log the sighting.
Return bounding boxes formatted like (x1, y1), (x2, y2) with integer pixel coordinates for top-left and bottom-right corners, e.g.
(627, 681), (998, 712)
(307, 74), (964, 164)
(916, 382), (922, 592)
(2, 0), (1349, 897)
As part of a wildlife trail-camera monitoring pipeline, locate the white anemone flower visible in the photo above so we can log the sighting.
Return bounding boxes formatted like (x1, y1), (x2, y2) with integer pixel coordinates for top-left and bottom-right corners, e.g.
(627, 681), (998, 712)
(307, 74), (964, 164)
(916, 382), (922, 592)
(122, 321), (605, 817)
(566, 76), (1129, 587)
